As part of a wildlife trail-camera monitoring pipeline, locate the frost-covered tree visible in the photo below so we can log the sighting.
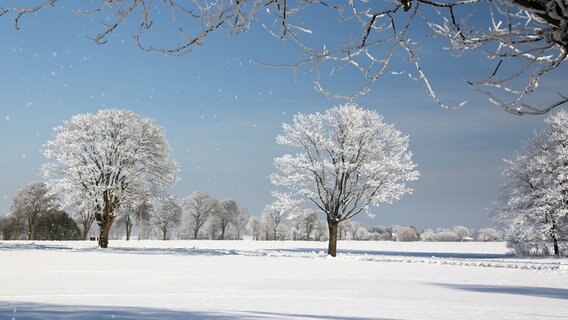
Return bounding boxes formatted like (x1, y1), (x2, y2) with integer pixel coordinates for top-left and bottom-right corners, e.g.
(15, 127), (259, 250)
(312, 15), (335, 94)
(182, 192), (219, 240)
(42, 109), (178, 248)
(271, 103), (419, 256)
(433, 229), (460, 241)
(297, 209), (320, 241)
(206, 218), (222, 240)
(75, 208), (96, 240)
(355, 225), (371, 241)
(116, 198), (153, 240)
(247, 216), (263, 241)
(477, 228), (503, 242)
(494, 110), (568, 256)
(115, 201), (135, 241)
(152, 197), (182, 241)
(263, 194), (297, 241)
(10, 182), (59, 240)
(262, 205), (285, 241)
(2, 1), (566, 114)
(453, 225), (472, 241)
(233, 208), (250, 240)
(215, 199), (239, 240)
(419, 228), (435, 241)
(394, 226), (418, 241)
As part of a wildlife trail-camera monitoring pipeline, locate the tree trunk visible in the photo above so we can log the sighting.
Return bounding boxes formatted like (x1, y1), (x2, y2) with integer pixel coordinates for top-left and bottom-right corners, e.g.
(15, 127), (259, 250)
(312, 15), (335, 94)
(125, 217), (132, 241)
(28, 225), (34, 241)
(193, 227), (199, 240)
(551, 220), (560, 256)
(28, 217), (35, 240)
(98, 215), (114, 248)
(82, 221), (91, 240)
(220, 226), (226, 240)
(327, 221), (339, 257)
(162, 227), (167, 241)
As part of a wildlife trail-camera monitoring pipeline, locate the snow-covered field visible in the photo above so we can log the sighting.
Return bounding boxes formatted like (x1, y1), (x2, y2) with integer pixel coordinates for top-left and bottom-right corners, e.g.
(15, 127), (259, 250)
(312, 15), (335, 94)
(1, 240), (567, 319)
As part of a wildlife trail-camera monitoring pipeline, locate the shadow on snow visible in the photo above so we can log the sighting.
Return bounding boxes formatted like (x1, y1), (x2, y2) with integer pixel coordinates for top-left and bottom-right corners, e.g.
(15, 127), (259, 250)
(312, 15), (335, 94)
(433, 283), (568, 300)
(0, 302), (397, 320)
(0, 241), (515, 259)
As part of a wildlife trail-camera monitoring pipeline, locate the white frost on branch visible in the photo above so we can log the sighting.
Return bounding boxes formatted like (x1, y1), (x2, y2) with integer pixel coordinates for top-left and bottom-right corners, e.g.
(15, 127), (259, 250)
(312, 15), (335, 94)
(271, 103), (419, 223)
(494, 109), (568, 256)
(1, 0), (567, 114)
(41, 109), (178, 246)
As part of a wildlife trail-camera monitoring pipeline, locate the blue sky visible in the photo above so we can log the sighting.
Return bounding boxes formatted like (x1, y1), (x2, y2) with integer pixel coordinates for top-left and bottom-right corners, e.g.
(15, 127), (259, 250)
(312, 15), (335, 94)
(0, 3), (564, 229)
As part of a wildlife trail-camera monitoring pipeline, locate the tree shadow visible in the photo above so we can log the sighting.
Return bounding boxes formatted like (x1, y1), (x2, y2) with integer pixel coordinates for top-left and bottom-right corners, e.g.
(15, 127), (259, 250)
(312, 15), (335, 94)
(432, 283), (568, 300)
(0, 302), (396, 320)
(0, 242), (72, 251)
(335, 248), (513, 259)
(0, 241), (515, 260)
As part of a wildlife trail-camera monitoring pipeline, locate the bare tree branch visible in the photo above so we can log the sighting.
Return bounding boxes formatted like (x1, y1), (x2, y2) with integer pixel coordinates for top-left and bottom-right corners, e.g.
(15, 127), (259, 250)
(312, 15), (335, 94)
(2, 0), (566, 115)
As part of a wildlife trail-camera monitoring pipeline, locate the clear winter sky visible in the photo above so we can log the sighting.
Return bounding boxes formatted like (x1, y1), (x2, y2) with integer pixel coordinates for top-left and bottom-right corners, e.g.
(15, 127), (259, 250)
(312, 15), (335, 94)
(0, 4), (566, 229)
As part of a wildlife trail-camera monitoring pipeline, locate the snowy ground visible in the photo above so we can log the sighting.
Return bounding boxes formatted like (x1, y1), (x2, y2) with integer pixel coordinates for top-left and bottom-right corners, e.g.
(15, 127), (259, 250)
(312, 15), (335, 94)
(1, 240), (567, 319)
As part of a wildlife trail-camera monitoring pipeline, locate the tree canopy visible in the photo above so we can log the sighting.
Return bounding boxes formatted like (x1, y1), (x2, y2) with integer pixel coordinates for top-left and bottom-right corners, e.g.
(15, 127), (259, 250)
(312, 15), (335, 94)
(42, 109), (178, 247)
(271, 103), (419, 255)
(494, 110), (568, 256)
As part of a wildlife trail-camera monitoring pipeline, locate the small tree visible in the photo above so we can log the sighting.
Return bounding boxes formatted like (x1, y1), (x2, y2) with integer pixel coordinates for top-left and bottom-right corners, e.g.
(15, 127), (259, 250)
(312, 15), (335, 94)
(116, 200), (136, 241)
(115, 199), (152, 240)
(183, 192), (218, 240)
(477, 228), (502, 242)
(233, 208), (250, 240)
(42, 109), (178, 248)
(262, 205), (286, 241)
(453, 226), (472, 241)
(356, 226), (371, 241)
(214, 199), (239, 240)
(420, 228), (435, 242)
(394, 226), (417, 241)
(75, 209), (96, 240)
(298, 210), (319, 241)
(206, 218), (221, 240)
(271, 103), (419, 256)
(434, 229), (460, 242)
(247, 216), (262, 241)
(152, 197), (182, 240)
(11, 182), (59, 241)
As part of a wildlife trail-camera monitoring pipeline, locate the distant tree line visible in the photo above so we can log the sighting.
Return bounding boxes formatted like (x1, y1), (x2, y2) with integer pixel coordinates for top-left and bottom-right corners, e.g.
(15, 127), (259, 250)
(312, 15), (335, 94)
(0, 181), (502, 243)
(0, 187), (253, 242)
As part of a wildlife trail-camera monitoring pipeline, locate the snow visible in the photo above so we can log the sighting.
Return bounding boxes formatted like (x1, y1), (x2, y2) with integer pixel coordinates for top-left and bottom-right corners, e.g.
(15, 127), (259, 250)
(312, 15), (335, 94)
(1, 240), (567, 319)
